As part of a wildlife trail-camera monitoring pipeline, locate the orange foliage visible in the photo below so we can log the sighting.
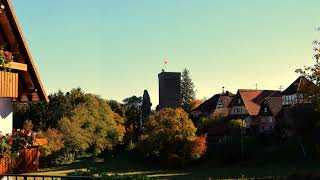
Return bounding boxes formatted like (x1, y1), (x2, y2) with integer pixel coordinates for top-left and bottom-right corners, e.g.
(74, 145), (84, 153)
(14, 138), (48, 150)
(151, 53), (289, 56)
(190, 133), (207, 160)
(192, 99), (203, 110)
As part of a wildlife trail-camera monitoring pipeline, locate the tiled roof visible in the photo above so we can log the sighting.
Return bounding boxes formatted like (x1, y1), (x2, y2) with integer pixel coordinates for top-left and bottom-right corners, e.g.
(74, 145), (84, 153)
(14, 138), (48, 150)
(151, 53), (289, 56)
(266, 97), (282, 116)
(193, 91), (234, 114)
(282, 76), (315, 95)
(239, 89), (281, 116)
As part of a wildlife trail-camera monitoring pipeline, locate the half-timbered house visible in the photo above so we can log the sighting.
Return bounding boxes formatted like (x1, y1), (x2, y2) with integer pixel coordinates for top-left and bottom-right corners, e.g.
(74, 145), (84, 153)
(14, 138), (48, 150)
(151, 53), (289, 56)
(229, 89), (280, 132)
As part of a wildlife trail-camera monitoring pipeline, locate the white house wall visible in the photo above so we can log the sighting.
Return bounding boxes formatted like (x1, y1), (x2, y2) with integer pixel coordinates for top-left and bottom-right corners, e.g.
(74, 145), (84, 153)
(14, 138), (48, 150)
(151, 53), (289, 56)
(0, 98), (13, 135)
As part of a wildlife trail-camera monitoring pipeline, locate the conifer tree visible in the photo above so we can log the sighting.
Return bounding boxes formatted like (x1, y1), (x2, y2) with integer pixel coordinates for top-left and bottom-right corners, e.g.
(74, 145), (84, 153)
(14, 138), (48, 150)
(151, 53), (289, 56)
(181, 68), (196, 113)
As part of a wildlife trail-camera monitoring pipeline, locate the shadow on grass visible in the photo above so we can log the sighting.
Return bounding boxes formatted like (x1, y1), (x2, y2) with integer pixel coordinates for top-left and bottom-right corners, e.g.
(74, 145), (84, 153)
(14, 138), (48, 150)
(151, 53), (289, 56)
(37, 151), (320, 179)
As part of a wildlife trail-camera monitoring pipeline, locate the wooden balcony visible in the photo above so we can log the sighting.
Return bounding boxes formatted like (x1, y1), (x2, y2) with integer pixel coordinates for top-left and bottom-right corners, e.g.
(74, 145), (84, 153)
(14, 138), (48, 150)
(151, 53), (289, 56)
(0, 71), (18, 98)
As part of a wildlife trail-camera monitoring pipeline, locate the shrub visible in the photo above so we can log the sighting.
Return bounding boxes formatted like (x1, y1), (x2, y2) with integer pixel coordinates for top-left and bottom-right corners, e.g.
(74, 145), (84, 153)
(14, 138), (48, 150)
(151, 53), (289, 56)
(139, 108), (206, 165)
(189, 133), (207, 160)
(227, 119), (245, 136)
(37, 128), (64, 157)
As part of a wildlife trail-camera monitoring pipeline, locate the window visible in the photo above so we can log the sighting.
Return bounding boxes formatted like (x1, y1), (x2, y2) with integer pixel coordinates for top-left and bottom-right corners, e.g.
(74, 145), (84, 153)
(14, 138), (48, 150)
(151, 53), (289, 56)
(269, 118), (273, 123)
(216, 99), (223, 109)
(238, 99), (241, 105)
(264, 107), (268, 113)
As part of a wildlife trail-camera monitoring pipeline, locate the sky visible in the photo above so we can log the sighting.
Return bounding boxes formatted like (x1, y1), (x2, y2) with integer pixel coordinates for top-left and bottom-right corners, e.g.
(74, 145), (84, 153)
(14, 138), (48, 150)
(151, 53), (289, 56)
(10, 0), (320, 107)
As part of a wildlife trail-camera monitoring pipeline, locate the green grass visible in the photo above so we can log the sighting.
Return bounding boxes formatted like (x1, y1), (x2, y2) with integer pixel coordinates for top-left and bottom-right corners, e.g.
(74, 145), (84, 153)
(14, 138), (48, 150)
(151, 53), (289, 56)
(28, 151), (320, 179)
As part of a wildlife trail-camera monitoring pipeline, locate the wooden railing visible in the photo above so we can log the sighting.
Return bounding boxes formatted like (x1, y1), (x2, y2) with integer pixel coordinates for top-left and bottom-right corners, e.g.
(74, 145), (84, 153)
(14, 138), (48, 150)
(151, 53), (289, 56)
(0, 174), (94, 180)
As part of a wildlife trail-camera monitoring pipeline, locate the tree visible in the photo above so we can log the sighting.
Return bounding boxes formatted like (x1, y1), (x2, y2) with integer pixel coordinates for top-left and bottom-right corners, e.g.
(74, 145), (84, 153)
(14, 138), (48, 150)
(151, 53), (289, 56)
(181, 68), (196, 113)
(292, 33), (320, 159)
(123, 96), (142, 129)
(13, 88), (86, 131)
(119, 95), (143, 146)
(107, 100), (126, 117)
(58, 94), (123, 155)
(295, 33), (320, 111)
(139, 108), (206, 165)
(141, 90), (152, 125)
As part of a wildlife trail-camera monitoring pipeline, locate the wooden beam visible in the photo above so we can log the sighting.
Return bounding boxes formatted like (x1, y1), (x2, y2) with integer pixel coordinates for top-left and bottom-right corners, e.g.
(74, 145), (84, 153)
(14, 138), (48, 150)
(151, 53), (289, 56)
(0, 62), (27, 71)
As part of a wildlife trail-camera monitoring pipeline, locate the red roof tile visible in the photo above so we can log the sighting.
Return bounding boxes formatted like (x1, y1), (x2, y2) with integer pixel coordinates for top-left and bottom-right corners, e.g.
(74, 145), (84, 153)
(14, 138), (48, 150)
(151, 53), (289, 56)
(239, 89), (280, 116)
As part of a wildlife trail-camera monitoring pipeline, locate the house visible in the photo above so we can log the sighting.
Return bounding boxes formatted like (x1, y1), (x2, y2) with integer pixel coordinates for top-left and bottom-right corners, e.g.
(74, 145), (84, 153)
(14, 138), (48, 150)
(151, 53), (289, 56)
(0, 0), (48, 134)
(282, 76), (316, 106)
(256, 93), (282, 132)
(279, 76), (318, 136)
(229, 89), (281, 132)
(191, 91), (234, 118)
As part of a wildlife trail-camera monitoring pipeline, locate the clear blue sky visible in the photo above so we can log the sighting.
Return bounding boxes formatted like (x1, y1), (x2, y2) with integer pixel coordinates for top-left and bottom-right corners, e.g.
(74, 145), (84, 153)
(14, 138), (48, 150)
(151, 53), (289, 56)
(11, 0), (320, 106)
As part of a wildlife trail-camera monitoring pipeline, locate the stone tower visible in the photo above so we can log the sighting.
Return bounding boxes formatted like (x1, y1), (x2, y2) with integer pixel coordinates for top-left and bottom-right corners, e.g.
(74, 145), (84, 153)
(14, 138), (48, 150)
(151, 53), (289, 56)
(158, 71), (181, 110)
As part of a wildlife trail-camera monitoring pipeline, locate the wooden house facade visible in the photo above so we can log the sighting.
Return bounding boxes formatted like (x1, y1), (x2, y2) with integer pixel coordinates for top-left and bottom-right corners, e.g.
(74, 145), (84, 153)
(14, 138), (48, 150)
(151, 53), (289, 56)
(0, 0), (48, 134)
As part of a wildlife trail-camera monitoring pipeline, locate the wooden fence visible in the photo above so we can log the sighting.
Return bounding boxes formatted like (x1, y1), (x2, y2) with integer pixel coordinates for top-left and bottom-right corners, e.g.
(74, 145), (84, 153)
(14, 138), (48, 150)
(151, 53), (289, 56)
(0, 146), (40, 174)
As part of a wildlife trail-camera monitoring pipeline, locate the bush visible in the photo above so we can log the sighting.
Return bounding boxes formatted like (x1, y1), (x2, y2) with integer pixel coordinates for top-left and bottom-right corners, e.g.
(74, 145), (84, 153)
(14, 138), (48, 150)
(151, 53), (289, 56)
(37, 128), (65, 157)
(138, 108), (207, 165)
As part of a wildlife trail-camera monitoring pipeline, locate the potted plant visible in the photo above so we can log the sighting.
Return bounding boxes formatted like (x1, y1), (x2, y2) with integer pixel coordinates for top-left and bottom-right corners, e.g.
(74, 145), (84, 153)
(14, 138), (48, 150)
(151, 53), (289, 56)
(0, 45), (14, 71)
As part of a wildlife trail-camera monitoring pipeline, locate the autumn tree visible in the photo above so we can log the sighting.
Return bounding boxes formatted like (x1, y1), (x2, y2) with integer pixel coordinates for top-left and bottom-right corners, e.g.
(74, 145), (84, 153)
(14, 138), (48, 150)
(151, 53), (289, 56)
(139, 108), (206, 165)
(181, 68), (196, 113)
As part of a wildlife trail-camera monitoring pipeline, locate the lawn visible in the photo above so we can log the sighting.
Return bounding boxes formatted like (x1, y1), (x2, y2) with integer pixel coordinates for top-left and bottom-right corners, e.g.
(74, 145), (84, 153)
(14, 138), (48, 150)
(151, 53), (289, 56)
(27, 151), (320, 179)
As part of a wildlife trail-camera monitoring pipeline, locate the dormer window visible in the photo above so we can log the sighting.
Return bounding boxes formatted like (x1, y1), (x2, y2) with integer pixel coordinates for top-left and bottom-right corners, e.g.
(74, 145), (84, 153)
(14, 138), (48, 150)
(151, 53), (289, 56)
(216, 99), (223, 109)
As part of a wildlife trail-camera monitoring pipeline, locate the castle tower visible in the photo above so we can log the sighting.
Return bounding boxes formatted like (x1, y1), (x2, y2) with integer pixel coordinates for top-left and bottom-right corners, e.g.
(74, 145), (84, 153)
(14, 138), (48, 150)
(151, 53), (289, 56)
(158, 71), (181, 110)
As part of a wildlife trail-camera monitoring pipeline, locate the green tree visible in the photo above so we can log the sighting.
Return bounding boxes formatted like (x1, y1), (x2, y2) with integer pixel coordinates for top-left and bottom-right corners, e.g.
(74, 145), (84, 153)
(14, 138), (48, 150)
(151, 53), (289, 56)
(59, 94), (122, 155)
(107, 100), (126, 117)
(181, 68), (196, 113)
(13, 88), (86, 131)
(123, 95), (142, 131)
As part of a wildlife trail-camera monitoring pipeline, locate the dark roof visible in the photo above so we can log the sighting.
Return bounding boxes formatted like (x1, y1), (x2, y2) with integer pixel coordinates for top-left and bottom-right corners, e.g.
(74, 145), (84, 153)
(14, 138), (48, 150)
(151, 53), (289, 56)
(259, 92), (282, 116)
(193, 91), (234, 113)
(282, 76), (315, 95)
(193, 94), (220, 113)
(237, 89), (281, 116)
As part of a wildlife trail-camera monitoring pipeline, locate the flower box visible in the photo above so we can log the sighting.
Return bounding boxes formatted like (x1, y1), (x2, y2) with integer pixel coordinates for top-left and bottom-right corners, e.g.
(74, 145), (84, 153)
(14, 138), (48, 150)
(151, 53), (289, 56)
(34, 138), (48, 146)
(0, 71), (18, 98)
